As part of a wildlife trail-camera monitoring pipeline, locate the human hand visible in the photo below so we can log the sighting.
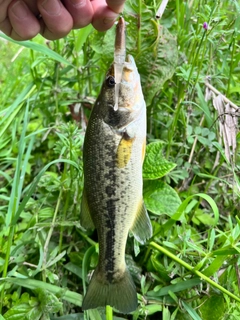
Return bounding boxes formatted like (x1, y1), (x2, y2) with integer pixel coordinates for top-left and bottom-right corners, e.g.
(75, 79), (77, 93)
(0, 0), (125, 41)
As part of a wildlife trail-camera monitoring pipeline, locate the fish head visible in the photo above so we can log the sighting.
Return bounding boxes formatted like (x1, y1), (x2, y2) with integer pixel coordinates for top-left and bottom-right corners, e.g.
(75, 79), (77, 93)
(98, 55), (145, 129)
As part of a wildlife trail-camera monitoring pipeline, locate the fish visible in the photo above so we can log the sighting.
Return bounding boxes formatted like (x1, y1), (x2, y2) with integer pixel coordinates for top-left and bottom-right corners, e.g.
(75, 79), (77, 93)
(81, 19), (152, 314)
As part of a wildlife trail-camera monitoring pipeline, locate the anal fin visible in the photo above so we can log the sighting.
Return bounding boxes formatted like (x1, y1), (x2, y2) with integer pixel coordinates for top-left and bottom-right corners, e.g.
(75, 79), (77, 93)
(80, 189), (95, 230)
(131, 201), (152, 244)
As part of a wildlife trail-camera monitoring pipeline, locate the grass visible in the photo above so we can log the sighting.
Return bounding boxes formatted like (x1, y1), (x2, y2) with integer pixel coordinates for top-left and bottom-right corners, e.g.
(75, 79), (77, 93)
(0, 0), (240, 319)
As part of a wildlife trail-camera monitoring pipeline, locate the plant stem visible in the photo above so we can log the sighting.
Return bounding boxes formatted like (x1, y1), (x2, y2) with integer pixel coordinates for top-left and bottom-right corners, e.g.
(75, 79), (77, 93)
(188, 115), (205, 164)
(205, 82), (239, 110)
(30, 49), (38, 81)
(150, 241), (240, 303)
(176, 0), (180, 33)
(166, 87), (184, 159)
(78, 230), (97, 247)
(227, 33), (235, 96)
(54, 40), (60, 116)
(106, 305), (113, 320)
(187, 30), (206, 88)
(0, 227), (15, 314)
(42, 187), (63, 282)
(137, 0), (142, 54)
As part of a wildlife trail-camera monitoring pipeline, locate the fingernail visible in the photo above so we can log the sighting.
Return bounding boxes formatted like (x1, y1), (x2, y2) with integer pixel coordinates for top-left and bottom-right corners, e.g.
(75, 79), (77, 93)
(103, 17), (117, 25)
(70, 0), (86, 7)
(41, 0), (61, 16)
(11, 1), (28, 19)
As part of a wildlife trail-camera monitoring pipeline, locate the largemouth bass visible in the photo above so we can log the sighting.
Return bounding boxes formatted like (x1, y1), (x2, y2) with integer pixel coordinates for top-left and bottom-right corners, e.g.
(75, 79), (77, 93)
(81, 19), (152, 314)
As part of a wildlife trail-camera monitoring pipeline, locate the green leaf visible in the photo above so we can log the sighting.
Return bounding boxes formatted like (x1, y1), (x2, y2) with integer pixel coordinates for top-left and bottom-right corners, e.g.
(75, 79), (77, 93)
(11, 159), (80, 226)
(199, 295), (225, 320)
(125, 2), (178, 104)
(3, 293), (42, 320)
(0, 278), (83, 307)
(37, 289), (63, 314)
(147, 278), (201, 297)
(193, 209), (216, 226)
(143, 142), (176, 179)
(75, 25), (93, 52)
(136, 22), (178, 105)
(0, 83), (35, 139)
(88, 28), (114, 69)
(162, 305), (171, 320)
(82, 246), (96, 295)
(182, 301), (201, 320)
(150, 257), (171, 282)
(196, 83), (213, 127)
(143, 180), (181, 216)
(163, 193), (219, 232)
(51, 314), (84, 320)
(212, 247), (240, 255)
(64, 262), (82, 279)
(202, 255), (227, 277)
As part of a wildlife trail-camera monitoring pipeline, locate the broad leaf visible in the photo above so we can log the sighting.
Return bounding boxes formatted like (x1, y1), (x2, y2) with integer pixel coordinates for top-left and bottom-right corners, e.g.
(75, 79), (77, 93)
(3, 293), (42, 320)
(143, 180), (181, 216)
(199, 295), (225, 320)
(143, 142), (176, 179)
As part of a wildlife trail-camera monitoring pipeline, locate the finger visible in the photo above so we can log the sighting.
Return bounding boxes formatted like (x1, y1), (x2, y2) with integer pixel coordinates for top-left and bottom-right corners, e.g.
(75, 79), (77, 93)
(91, 0), (118, 32)
(0, 0), (12, 23)
(106, 0), (125, 13)
(7, 0), (40, 40)
(62, 0), (93, 29)
(21, 0), (39, 15)
(37, 0), (73, 40)
(0, 0), (13, 37)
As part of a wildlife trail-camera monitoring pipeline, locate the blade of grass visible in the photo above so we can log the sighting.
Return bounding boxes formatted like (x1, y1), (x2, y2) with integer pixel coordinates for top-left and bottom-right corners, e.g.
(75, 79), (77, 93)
(82, 246), (96, 296)
(0, 34), (73, 66)
(147, 278), (201, 297)
(75, 25), (93, 52)
(181, 301), (201, 320)
(1, 102), (33, 313)
(162, 193), (219, 233)
(195, 83), (213, 127)
(0, 83), (35, 139)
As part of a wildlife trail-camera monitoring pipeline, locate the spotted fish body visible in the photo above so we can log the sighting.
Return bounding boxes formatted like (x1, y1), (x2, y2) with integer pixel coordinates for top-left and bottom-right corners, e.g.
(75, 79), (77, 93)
(81, 55), (152, 314)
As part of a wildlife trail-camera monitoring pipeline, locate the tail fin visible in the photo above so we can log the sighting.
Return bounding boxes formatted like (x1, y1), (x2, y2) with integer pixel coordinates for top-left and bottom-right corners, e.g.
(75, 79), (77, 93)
(82, 268), (138, 314)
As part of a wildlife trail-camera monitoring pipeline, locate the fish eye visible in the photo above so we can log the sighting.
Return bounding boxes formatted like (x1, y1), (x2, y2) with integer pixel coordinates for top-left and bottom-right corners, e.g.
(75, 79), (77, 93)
(106, 76), (116, 88)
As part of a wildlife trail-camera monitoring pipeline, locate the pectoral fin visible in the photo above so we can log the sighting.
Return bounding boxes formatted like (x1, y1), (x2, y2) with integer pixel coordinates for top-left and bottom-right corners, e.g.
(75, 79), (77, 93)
(80, 189), (95, 230)
(131, 200), (152, 244)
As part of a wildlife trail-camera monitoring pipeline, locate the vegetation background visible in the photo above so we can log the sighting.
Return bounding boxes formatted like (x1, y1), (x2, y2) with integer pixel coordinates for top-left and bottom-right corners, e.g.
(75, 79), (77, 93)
(0, 0), (240, 319)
